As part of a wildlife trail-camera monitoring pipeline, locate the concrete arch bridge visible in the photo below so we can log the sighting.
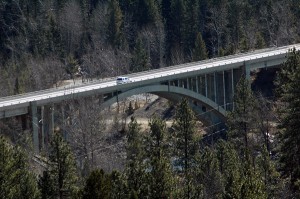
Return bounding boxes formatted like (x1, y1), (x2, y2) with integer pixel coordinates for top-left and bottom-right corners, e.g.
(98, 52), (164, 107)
(1, 44), (299, 153)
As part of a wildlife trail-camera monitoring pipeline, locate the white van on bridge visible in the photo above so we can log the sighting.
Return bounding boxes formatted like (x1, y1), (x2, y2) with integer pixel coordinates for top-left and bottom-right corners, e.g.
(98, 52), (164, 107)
(116, 76), (131, 84)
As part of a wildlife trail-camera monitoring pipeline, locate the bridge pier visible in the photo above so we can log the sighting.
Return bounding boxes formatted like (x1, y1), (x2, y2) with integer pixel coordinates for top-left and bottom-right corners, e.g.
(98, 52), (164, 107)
(224, 70), (232, 111)
(61, 105), (68, 140)
(41, 106), (45, 150)
(214, 72), (217, 103)
(223, 71), (226, 110)
(202, 75), (206, 96)
(30, 101), (39, 154)
(244, 62), (251, 80)
(231, 68), (235, 110)
(196, 76), (199, 93)
(206, 73), (214, 101)
(215, 71), (224, 108)
(28, 102), (59, 154)
(205, 74), (208, 98)
(42, 104), (54, 151)
(51, 104), (55, 138)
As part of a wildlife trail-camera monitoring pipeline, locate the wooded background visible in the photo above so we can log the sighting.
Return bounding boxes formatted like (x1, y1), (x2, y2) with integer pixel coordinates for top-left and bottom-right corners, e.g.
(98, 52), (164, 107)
(0, 0), (299, 96)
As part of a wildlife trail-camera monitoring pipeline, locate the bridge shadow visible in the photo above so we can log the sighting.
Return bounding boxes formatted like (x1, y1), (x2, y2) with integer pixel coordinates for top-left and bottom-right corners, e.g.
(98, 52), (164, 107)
(251, 67), (279, 98)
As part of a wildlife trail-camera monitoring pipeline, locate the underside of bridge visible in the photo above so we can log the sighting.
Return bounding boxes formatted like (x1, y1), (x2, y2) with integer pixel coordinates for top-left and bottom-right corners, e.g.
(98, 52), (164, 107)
(101, 85), (227, 126)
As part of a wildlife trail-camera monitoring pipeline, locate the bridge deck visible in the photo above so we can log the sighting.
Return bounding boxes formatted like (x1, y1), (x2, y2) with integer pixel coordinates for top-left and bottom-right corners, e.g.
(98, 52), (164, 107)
(1, 44), (300, 116)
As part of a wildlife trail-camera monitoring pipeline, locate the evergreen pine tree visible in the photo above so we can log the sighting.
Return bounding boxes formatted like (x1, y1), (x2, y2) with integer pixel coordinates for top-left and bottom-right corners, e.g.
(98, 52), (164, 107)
(14, 77), (19, 95)
(172, 98), (196, 198)
(39, 171), (55, 199)
(256, 147), (282, 198)
(184, 0), (200, 56)
(192, 32), (208, 61)
(0, 136), (40, 199)
(130, 39), (149, 72)
(216, 140), (242, 199)
(161, 0), (172, 61)
(226, 77), (267, 198)
(129, 189), (138, 199)
(227, 0), (243, 52)
(241, 159), (266, 199)
(169, 0), (186, 55)
(136, 0), (160, 27)
(107, 0), (124, 48)
(65, 55), (79, 84)
(194, 146), (224, 198)
(82, 169), (111, 199)
(39, 133), (78, 199)
(126, 101), (134, 116)
(126, 117), (146, 197)
(13, 146), (40, 199)
(255, 32), (266, 49)
(276, 48), (300, 195)
(110, 170), (128, 199)
(227, 77), (259, 160)
(46, 15), (64, 57)
(170, 0), (186, 43)
(146, 116), (173, 198)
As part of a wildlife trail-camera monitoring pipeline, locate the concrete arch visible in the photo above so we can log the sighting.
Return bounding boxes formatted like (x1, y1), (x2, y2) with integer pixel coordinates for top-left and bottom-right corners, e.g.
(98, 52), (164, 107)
(101, 85), (226, 121)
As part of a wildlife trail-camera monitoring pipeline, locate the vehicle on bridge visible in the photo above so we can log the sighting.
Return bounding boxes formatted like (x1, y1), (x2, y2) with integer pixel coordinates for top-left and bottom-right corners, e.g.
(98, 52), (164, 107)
(116, 76), (131, 84)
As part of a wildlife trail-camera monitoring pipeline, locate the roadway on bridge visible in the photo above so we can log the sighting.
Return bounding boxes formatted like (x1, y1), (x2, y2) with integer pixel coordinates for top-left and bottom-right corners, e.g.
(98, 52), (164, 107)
(1, 44), (300, 110)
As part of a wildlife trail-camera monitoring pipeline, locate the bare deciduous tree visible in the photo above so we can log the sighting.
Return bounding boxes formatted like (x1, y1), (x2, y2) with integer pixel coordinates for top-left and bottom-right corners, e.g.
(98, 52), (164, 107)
(59, 1), (82, 54)
(207, 1), (228, 56)
(82, 43), (131, 79)
(139, 23), (166, 69)
(62, 96), (107, 174)
(28, 55), (65, 90)
(259, 1), (297, 47)
(170, 44), (185, 65)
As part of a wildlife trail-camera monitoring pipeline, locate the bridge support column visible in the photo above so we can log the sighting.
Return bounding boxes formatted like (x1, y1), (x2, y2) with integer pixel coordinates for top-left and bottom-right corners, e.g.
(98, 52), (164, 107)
(205, 74), (208, 98)
(223, 71), (226, 110)
(244, 62), (251, 80)
(30, 101), (39, 154)
(199, 76), (205, 96)
(116, 91), (120, 113)
(215, 72), (224, 109)
(41, 106), (45, 150)
(214, 72), (217, 103)
(196, 76), (199, 93)
(61, 106), (67, 140)
(50, 104), (55, 138)
(41, 104), (52, 151)
(231, 69), (234, 97)
(231, 69), (235, 110)
(187, 78), (190, 90)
